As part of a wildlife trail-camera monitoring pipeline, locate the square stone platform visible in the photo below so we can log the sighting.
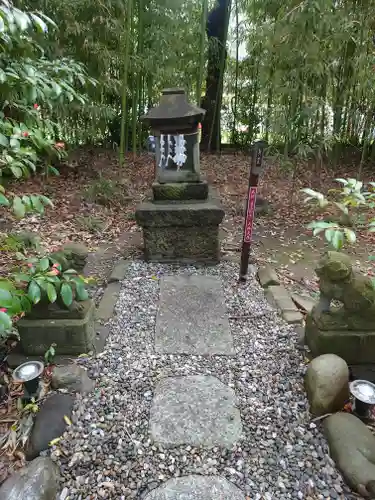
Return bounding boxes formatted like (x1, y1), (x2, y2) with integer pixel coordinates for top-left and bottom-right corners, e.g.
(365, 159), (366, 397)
(135, 191), (224, 264)
(17, 300), (96, 356)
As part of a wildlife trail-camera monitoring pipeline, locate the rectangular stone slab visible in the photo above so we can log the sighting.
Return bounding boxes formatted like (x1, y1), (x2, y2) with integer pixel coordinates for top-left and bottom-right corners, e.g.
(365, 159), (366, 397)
(155, 275), (233, 355)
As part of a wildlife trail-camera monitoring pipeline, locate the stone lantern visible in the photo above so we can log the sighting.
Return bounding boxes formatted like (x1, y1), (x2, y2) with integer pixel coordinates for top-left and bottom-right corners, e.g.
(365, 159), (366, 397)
(135, 88), (224, 263)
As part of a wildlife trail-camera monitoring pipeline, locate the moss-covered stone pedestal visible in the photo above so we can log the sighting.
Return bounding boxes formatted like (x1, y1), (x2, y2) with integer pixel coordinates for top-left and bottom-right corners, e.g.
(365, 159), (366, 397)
(305, 313), (375, 364)
(135, 189), (224, 264)
(305, 251), (375, 364)
(17, 299), (96, 356)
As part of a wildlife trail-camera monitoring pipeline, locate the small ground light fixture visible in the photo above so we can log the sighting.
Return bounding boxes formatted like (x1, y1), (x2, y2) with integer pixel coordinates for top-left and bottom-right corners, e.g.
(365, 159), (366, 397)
(349, 379), (375, 418)
(12, 360), (44, 403)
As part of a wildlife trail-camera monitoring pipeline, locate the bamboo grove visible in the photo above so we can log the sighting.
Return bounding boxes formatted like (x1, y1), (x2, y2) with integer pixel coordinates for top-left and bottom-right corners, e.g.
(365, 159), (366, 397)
(13, 0), (375, 165)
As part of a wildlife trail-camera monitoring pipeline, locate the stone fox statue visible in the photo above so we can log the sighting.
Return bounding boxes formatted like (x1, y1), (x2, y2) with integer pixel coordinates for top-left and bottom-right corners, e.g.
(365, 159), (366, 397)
(313, 251), (375, 330)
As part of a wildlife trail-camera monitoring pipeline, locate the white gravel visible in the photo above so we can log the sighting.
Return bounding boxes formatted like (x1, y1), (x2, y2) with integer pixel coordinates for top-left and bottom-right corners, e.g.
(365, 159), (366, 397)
(55, 261), (356, 500)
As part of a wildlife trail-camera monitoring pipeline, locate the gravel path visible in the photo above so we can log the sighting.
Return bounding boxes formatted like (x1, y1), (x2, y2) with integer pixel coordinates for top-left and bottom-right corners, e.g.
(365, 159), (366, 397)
(56, 261), (355, 500)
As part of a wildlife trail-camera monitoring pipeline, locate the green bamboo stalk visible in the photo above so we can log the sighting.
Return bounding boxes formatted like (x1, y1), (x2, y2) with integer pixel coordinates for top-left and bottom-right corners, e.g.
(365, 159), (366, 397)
(196, 0), (208, 106)
(119, 0), (133, 167)
(137, 0), (144, 153)
(231, 0), (239, 143)
(131, 2), (138, 159)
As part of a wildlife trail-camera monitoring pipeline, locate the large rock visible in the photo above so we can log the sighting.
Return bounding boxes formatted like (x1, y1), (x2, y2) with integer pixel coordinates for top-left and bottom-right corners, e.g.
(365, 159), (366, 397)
(324, 412), (375, 496)
(0, 457), (59, 500)
(144, 475), (245, 500)
(305, 354), (349, 416)
(51, 364), (94, 394)
(26, 393), (74, 460)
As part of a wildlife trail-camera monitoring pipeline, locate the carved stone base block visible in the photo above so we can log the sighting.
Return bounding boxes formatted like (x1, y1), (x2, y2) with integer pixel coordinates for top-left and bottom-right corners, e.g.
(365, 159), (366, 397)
(305, 313), (375, 364)
(18, 300), (96, 355)
(135, 192), (224, 264)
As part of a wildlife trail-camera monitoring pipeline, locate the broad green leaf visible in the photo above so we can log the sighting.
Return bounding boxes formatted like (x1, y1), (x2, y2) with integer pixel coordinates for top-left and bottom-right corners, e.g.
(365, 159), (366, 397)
(75, 282), (89, 301)
(343, 228), (356, 244)
(13, 9), (30, 30)
(335, 178), (348, 185)
(30, 13), (47, 33)
(48, 166), (60, 176)
(13, 273), (31, 283)
(0, 193), (10, 206)
(0, 288), (13, 307)
(331, 230), (344, 250)
(10, 166), (22, 178)
(39, 195), (53, 207)
(10, 137), (20, 149)
(39, 258), (50, 272)
(12, 196), (26, 218)
(307, 220), (335, 230)
(30, 195), (43, 213)
(0, 311), (12, 333)
(0, 133), (8, 146)
(28, 281), (41, 304)
(60, 283), (73, 307)
(20, 295), (32, 312)
(46, 283), (57, 303)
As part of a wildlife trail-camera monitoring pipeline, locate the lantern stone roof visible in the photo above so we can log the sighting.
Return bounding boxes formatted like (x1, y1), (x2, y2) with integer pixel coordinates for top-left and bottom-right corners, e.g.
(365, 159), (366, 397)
(141, 88), (205, 123)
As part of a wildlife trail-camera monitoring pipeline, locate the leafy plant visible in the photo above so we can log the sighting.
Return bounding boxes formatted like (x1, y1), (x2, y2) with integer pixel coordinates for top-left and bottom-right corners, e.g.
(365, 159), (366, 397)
(44, 343), (56, 365)
(0, 254), (90, 337)
(0, 0), (96, 217)
(82, 176), (130, 207)
(301, 178), (375, 250)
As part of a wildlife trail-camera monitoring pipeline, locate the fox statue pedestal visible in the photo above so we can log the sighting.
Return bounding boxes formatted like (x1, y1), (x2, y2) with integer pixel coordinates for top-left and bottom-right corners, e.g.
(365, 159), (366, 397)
(305, 251), (375, 364)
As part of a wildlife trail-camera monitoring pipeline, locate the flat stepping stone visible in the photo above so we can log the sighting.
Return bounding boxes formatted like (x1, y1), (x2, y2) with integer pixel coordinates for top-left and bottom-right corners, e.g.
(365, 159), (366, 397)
(144, 475), (245, 500)
(155, 275), (233, 355)
(150, 375), (242, 448)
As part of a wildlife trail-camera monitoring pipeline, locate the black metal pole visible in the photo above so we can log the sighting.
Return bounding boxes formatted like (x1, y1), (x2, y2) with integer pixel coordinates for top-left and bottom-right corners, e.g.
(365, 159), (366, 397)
(239, 140), (267, 282)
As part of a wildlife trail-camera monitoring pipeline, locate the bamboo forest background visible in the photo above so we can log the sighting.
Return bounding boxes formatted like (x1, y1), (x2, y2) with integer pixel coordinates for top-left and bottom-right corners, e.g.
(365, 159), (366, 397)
(15, 0), (375, 167)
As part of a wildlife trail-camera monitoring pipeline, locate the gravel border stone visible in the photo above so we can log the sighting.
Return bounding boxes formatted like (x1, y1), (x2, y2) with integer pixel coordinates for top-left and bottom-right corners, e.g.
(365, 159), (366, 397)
(55, 261), (354, 500)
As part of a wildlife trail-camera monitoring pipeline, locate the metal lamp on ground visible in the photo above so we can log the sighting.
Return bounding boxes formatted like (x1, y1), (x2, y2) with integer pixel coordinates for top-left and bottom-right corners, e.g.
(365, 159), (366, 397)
(349, 379), (375, 418)
(12, 360), (44, 403)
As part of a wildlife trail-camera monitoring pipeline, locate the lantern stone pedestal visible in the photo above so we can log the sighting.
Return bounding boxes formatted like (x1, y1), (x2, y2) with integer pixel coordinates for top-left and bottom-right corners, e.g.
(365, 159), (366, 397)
(136, 88), (224, 264)
(136, 190), (224, 264)
(17, 299), (96, 356)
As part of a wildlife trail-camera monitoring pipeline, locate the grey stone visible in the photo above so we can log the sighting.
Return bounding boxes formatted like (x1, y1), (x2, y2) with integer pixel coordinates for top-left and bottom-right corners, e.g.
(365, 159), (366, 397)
(136, 197), (224, 228)
(144, 475), (245, 500)
(135, 192), (224, 263)
(108, 260), (129, 283)
(282, 310), (304, 324)
(0, 457), (59, 500)
(155, 275), (233, 355)
(265, 285), (298, 312)
(257, 264), (279, 288)
(152, 181), (208, 201)
(324, 412), (375, 496)
(292, 293), (316, 313)
(95, 282), (121, 322)
(18, 300), (96, 355)
(51, 364), (94, 394)
(150, 375), (242, 448)
(305, 313), (375, 363)
(305, 354), (349, 416)
(26, 393), (74, 460)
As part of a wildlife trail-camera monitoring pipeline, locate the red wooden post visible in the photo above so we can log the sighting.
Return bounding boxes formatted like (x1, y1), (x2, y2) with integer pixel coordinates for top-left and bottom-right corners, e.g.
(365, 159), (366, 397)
(239, 140), (267, 282)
